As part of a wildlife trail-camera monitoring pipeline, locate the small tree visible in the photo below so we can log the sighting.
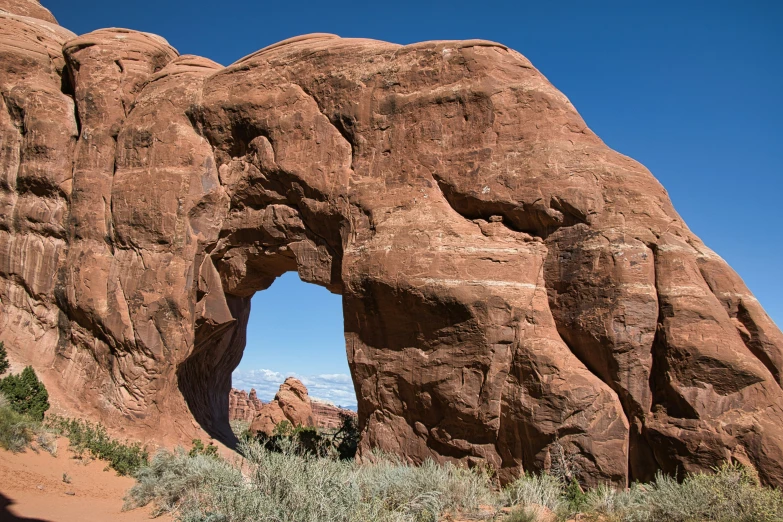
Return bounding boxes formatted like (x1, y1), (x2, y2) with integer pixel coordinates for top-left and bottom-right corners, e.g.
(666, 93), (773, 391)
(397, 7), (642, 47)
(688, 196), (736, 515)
(335, 412), (359, 460)
(0, 366), (50, 421)
(0, 342), (9, 375)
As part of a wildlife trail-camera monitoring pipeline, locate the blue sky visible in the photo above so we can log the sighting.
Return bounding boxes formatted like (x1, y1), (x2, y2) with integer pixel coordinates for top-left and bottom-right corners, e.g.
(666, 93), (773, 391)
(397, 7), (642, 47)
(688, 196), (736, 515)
(47, 1), (782, 407)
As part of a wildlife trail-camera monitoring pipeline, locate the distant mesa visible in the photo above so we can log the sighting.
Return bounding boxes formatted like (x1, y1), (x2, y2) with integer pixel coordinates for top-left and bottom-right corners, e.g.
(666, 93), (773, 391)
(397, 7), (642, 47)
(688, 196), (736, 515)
(2, 0), (783, 488)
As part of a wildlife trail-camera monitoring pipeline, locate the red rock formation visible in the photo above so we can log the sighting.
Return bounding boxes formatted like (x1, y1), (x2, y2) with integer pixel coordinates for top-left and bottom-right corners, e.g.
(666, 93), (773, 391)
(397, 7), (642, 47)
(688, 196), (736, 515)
(227, 386), (354, 430)
(249, 378), (314, 436)
(228, 388), (263, 423)
(2, 0), (783, 487)
(311, 399), (356, 430)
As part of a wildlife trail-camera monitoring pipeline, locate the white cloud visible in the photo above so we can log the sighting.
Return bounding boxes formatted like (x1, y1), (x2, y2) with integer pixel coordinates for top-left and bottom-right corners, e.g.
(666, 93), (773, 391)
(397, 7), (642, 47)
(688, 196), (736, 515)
(232, 368), (357, 409)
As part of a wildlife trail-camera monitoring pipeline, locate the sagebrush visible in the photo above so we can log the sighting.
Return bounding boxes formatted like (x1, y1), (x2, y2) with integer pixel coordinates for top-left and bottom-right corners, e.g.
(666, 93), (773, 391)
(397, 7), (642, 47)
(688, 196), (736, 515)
(126, 438), (493, 522)
(501, 461), (783, 522)
(125, 439), (783, 522)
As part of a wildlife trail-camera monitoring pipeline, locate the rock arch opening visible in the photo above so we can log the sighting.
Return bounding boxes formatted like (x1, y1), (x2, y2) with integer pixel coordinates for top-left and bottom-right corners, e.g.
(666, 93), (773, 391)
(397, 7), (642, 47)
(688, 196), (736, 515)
(178, 192), (348, 445)
(232, 272), (356, 412)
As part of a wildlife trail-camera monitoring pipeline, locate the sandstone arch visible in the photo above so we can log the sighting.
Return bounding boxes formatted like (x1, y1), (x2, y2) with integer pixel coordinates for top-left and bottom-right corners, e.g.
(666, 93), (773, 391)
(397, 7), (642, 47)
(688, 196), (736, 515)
(2, 0), (783, 488)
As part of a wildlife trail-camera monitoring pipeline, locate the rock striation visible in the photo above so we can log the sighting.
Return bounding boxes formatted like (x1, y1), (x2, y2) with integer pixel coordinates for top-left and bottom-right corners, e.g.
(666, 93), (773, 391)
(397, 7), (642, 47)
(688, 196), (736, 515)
(249, 377), (314, 436)
(2, 0), (783, 487)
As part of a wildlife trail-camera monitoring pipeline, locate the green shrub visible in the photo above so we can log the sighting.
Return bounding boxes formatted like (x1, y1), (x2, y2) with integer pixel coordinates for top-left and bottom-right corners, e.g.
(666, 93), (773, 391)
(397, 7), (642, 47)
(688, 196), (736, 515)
(0, 395), (35, 452)
(0, 341), (9, 375)
(47, 416), (148, 475)
(189, 438), (218, 458)
(257, 422), (332, 458)
(563, 477), (589, 515)
(0, 366), (49, 421)
(335, 412), (359, 460)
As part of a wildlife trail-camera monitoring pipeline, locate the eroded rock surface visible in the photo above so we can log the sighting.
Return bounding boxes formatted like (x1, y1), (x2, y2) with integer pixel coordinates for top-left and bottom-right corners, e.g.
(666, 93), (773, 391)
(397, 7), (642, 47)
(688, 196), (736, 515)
(2, 0), (783, 487)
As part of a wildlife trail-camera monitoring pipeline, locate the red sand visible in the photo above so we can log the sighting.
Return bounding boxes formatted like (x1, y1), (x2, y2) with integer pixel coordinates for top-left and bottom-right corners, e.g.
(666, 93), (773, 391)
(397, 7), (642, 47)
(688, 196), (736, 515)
(0, 438), (171, 522)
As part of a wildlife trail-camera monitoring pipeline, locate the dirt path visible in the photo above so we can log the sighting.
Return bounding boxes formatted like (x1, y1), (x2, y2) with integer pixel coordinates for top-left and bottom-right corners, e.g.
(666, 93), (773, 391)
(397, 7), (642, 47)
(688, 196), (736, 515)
(0, 438), (171, 522)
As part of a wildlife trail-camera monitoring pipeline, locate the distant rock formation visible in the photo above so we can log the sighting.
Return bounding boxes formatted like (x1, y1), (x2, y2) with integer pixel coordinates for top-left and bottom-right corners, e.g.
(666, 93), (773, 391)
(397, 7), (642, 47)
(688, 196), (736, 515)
(312, 398), (356, 430)
(2, 0), (783, 487)
(228, 388), (263, 423)
(249, 377), (314, 436)
(229, 383), (355, 430)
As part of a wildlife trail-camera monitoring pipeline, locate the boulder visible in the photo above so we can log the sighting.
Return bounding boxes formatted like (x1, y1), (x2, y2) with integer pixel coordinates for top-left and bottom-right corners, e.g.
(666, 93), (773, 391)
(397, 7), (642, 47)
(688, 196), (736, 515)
(1, 0), (782, 487)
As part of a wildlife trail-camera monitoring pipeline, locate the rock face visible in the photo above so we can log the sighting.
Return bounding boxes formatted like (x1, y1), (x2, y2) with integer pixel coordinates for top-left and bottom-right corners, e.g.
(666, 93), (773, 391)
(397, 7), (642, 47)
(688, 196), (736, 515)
(2, 0), (783, 487)
(312, 399), (357, 430)
(228, 388), (263, 423)
(249, 378), (314, 436)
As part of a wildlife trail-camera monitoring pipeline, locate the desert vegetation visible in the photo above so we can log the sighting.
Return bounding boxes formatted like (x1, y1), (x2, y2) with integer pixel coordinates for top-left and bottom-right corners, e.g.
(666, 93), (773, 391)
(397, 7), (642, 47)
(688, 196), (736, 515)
(0, 342), (50, 421)
(0, 345), (148, 475)
(249, 413), (360, 461)
(125, 437), (493, 522)
(0, 344), (55, 452)
(125, 428), (783, 522)
(45, 415), (149, 475)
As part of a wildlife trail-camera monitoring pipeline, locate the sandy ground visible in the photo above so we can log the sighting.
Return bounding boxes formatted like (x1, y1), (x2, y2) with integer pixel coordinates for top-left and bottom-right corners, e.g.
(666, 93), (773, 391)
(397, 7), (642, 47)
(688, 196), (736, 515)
(0, 438), (171, 522)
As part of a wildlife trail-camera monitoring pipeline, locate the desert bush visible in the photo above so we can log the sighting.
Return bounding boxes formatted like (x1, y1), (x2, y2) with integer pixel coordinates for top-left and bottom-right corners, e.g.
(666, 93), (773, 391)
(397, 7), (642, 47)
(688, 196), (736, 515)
(503, 507), (540, 522)
(354, 453), (493, 520)
(0, 341), (9, 375)
(578, 483), (649, 522)
(0, 394), (35, 452)
(334, 412), (360, 460)
(253, 414), (360, 461)
(126, 437), (783, 522)
(125, 448), (241, 516)
(47, 416), (148, 475)
(127, 439), (494, 522)
(35, 430), (58, 456)
(0, 394), (58, 455)
(0, 366), (49, 420)
(641, 462), (783, 522)
(189, 439), (219, 458)
(502, 471), (563, 513)
(565, 462), (783, 522)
